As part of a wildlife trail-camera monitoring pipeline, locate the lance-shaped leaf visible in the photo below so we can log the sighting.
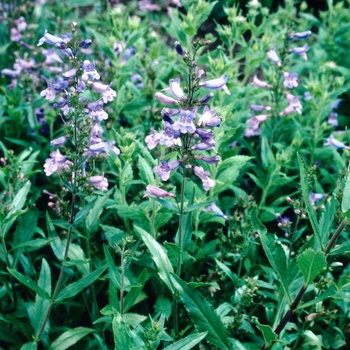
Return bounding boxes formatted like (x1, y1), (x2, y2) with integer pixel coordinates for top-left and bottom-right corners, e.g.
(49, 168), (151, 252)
(342, 172), (350, 215)
(251, 208), (292, 304)
(49, 327), (96, 350)
(135, 225), (174, 293)
(170, 274), (230, 350)
(123, 268), (147, 313)
(55, 264), (107, 302)
(163, 332), (208, 350)
(297, 154), (323, 248)
(104, 245), (122, 290)
(297, 248), (327, 286)
(7, 268), (50, 300)
(318, 196), (338, 246)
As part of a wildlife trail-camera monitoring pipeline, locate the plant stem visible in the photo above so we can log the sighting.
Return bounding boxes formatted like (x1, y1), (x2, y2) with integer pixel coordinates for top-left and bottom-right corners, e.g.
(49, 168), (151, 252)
(260, 217), (349, 349)
(120, 247), (125, 316)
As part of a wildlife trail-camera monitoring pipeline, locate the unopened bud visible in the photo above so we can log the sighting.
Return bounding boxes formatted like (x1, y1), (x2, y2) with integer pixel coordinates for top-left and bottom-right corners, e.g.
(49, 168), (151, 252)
(174, 41), (184, 56)
(286, 196), (293, 203)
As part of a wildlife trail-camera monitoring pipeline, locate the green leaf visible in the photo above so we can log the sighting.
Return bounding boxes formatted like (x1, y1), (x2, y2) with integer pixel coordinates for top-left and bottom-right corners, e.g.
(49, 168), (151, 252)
(215, 259), (238, 284)
(296, 285), (337, 310)
(7, 268), (50, 300)
(20, 343), (37, 350)
(49, 327), (95, 350)
(56, 264), (107, 302)
(170, 274), (230, 349)
(124, 268), (147, 313)
(85, 193), (110, 236)
(34, 259), (51, 333)
(251, 208), (291, 304)
(108, 204), (147, 221)
(318, 196), (338, 245)
(342, 172), (350, 214)
(135, 225), (174, 293)
(2, 180), (31, 237)
(251, 316), (277, 347)
(184, 201), (213, 213)
(104, 245), (122, 290)
(297, 249), (327, 286)
(298, 154), (323, 248)
(152, 198), (179, 213)
(163, 332), (208, 350)
(138, 155), (155, 184)
(46, 212), (65, 261)
(74, 197), (97, 225)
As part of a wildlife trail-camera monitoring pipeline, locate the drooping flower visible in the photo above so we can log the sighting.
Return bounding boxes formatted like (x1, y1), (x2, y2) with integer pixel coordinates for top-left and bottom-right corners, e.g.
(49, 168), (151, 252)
(204, 202), (228, 219)
(143, 185), (175, 198)
(169, 78), (185, 99)
(288, 30), (312, 39)
(87, 100), (108, 121)
(197, 108), (222, 127)
(153, 160), (180, 181)
(89, 175), (108, 191)
(197, 155), (221, 164)
(199, 74), (230, 95)
(37, 29), (70, 47)
(172, 110), (196, 134)
(267, 47), (281, 66)
(283, 72), (298, 89)
(327, 112), (338, 127)
(324, 135), (349, 149)
(88, 81), (116, 103)
(290, 44), (309, 60)
(155, 92), (179, 105)
(252, 75), (272, 89)
(40, 79), (69, 101)
(283, 92), (302, 114)
(250, 104), (271, 112)
(81, 60), (100, 81)
(44, 150), (72, 176)
(50, 136), (68, 147)
(310, 192), (326, 206)
(244, 114), (271, 137)
(194, 166), (215, 191)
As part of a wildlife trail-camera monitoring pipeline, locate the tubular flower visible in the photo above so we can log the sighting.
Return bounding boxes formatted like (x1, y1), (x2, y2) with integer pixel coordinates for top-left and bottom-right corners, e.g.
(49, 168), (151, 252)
(252, 75), (272, 89)
(283, 72), (298, 89)
(143, 185), (175, 198)
(153, 160), (180, 181)
(204, 202), (228, 219)
(89, 175), (108, 191)
(267, 47), (281, 66)
(199, 74), (230, 95)
(44, 150), (72, 176)
(88, 82), (116, 103)
(194, 166), (215, 191)
(324, 135), (349, 150)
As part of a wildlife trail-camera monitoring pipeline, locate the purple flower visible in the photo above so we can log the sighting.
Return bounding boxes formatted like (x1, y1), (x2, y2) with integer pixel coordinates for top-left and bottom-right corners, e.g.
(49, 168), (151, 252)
(79, 39), (92, 49)
(192, 143), (214, 151)
(42, 48), (63, 65)
(143, 185), (175, 198)
(310, 192), (326, 205)
(331, 99), (341, 110)
(198, 93), (214, 104)
(250, 104), (271, 112)
(88, 142), (108, 152)
(195, 128), (215, 145)
(244, 114), (271, 137)
(290, 44), (309, 60)
(304, 92), (312, 101)
(14, 17), (27, 32)
(88, 82), (116, 103)
(252, 75), (272, 89)
(90, 175), (108, 191)
(276, 213), (291, 228)
(283, 72), (298, 89)
(289, 30), (312, 39)
(199, 74), (230, 95)
(155, 92), (179, 105)
(174, 41), (184, 56)
(328, 112), (338, 127)
(197, 108), (222, 127)
(62, 69), (77, 79)
(284, 93), (302, 114)
(204, 202), (228, 219)
(169, 78), (185, 99)
(153, 160), (180, 181)
(37, 29), (69, 47)
(50, 136), (68, 146)
(11, 27), (21, 42)
(161, 108), (180, 123)
(324, 135), (349, 149)
(44, 150), (72, 176)
(145, 128), (163, 150)
(173, 110), (196, 134)
(81, 60), (100, 81)
(197, 155), (221, 164)
(87, 101), (108, 121)
(90, 123), (104, 138)
(267, 47), (281, 66)
(194, 166), (215, 191)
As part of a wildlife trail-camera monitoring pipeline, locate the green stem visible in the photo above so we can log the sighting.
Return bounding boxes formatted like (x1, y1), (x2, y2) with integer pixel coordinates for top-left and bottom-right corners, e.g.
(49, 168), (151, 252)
(260, 217), (349, 349)
(120, 248), (125, 316)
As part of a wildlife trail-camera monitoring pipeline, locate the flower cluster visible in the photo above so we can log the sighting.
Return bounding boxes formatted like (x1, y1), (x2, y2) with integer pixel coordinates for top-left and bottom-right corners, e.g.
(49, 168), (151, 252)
(246, 30), (312, 137)
(39, 27), (117, 192)
(144, 40), (229, 195)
